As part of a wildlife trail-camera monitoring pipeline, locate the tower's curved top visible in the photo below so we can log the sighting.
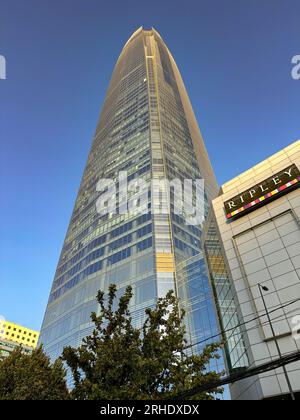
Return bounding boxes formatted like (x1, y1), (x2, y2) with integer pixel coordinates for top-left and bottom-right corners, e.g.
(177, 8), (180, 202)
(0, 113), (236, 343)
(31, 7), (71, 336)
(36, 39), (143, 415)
(118, 26), (218, 199)
(123, 26), (143, 49)
(123, 26), (164, 50)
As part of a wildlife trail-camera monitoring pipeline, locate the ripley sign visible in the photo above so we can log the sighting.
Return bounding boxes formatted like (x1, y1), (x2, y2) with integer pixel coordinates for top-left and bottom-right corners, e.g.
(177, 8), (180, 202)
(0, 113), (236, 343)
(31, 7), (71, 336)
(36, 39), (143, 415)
(225, 164), (300, 220)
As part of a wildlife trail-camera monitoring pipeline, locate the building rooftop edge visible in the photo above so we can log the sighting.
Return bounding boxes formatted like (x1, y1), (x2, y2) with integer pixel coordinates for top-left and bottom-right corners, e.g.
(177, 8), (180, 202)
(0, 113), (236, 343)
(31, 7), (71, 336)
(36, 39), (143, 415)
(122, 26), (163, 50)
(0, 319), (40, 335)
(221, 139), (300, 190)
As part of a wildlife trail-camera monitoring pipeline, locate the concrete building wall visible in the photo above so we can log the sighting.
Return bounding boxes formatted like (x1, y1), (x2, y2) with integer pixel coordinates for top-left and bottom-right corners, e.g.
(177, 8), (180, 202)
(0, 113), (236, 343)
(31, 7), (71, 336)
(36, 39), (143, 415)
(210, 140), (300, 400)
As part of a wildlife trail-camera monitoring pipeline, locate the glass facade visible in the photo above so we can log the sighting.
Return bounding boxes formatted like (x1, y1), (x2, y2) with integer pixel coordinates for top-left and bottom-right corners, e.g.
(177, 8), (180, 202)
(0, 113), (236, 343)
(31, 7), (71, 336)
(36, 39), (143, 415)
(176, 254), (225, 373)
(203, 214), (249, 372)
(39, 27), (220, 382)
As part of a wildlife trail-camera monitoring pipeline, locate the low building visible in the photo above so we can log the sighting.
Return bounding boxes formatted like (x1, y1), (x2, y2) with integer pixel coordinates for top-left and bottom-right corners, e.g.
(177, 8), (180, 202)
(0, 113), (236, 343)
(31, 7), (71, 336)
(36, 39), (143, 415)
(0, 319), (40, 359)
(203, 140), (300, 400)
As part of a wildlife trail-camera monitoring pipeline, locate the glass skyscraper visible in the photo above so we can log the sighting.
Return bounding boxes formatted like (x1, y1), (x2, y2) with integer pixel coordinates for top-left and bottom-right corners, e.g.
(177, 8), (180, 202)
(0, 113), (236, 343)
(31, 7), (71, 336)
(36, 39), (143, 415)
(39, 27), (220, 371)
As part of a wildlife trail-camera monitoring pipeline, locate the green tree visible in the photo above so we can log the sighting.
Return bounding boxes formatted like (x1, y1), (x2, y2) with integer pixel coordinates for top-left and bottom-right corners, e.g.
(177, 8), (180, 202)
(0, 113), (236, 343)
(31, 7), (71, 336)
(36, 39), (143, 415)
(0, 346), (69, 400)
(63, 284), (223, 400)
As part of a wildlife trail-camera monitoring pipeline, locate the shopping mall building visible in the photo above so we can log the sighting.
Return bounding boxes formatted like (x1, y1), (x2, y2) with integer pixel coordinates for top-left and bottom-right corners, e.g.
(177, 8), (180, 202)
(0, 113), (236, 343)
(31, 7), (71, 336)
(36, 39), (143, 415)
(204, 140), (300, 400)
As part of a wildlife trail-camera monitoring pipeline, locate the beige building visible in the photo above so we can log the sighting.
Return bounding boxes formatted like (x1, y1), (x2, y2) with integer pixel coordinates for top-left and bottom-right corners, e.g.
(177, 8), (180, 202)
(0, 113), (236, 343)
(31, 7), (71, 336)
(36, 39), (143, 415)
(204, 140), (300, 400)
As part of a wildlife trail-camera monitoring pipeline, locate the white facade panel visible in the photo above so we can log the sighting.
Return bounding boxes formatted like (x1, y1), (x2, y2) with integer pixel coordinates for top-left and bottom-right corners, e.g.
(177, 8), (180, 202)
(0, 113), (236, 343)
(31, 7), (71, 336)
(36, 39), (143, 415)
(208, 140), (300, 400)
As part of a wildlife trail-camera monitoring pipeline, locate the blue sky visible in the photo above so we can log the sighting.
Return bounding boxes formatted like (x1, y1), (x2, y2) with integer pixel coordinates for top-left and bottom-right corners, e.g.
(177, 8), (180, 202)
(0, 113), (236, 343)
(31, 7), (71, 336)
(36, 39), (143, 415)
(0, 0), (299, 331)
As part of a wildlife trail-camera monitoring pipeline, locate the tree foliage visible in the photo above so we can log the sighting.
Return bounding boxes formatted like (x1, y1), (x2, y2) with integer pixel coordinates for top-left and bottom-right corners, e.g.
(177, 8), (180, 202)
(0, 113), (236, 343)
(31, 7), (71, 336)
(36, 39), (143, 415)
(0, 346), (69, 400)
(63, 284), (223, 400)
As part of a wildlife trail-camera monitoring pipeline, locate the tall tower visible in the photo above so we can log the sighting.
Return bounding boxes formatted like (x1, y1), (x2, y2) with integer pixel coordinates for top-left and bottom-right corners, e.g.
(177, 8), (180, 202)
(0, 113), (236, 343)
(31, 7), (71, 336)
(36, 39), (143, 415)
(39, 28), (219, 368)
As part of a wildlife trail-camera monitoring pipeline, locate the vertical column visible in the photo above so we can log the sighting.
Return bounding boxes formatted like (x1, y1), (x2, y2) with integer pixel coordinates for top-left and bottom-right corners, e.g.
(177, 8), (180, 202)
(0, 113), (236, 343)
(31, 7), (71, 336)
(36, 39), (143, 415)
(144, 33), (176, 298)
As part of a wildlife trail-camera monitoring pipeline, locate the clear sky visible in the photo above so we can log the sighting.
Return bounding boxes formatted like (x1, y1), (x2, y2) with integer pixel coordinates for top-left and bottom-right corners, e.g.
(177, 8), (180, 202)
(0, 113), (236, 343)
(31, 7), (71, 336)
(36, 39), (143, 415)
(0, 0), (299, 331)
